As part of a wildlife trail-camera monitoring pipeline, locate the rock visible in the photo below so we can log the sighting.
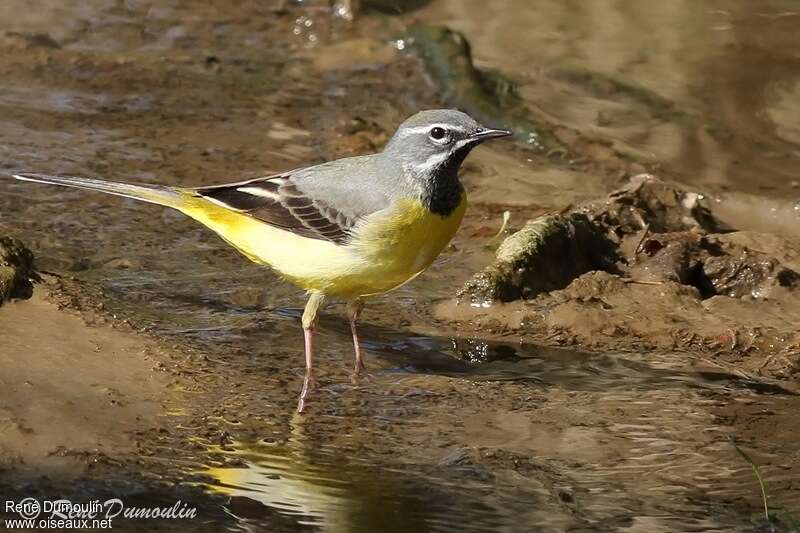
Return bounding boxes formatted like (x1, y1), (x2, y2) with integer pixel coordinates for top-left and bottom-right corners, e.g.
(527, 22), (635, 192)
(628, 232), (702, 285)
(458, 214), (617, 304)
(459, 175), (798, 304)
(701, 248), (799, 299)
(585, 174), (724, 234)
(0, 236), (38, 304)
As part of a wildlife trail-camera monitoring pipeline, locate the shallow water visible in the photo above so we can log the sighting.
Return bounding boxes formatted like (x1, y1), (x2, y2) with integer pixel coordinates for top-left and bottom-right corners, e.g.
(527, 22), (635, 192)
(419, 0), (800, 202)
(199, 330), (799, 532)
(1, 0), (799, 531)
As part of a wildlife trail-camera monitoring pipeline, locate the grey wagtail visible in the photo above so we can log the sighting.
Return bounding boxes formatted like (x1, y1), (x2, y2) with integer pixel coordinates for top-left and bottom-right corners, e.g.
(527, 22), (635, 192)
(12, 109), (511, 412)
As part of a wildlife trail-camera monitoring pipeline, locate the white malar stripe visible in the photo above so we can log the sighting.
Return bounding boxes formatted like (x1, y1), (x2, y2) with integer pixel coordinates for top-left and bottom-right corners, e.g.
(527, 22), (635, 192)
(237, 186), (280, 199)
(454, 138), (476, 150)
(412, 150), (452, 171)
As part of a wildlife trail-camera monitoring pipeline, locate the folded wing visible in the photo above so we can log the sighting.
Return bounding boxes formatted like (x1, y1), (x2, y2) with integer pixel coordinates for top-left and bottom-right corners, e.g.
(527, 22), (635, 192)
(194, 174), (361, 245)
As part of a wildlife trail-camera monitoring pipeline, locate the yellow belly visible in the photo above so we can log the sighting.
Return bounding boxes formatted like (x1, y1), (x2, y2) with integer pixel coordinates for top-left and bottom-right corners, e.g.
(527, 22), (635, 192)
(180, 195), (466, 298)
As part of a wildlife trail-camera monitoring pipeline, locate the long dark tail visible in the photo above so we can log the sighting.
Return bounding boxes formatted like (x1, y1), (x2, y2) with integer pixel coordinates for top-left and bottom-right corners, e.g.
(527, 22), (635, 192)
(12, 173), (185, 209)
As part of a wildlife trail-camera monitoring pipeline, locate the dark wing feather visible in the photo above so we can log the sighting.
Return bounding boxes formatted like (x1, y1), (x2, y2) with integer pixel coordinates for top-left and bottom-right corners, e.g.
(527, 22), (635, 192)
(193, 174), (358, 245)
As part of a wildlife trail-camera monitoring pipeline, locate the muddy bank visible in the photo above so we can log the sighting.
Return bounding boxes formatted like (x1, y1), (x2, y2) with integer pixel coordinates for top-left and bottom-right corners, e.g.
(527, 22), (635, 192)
(0, 285), (229, 531)
(0, 291), (165, 476)
(443, 175), (800, 378)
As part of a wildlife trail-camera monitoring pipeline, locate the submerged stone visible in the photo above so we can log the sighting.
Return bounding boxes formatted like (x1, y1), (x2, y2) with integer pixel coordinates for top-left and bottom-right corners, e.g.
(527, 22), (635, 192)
(405, 24), (566, 152)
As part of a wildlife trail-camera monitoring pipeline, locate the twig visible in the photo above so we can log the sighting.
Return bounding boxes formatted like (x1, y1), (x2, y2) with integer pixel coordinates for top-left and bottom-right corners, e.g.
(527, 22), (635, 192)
(490, 211), (511, 242)
(633, 222), (651, 256)
(730, 437), (770, 523)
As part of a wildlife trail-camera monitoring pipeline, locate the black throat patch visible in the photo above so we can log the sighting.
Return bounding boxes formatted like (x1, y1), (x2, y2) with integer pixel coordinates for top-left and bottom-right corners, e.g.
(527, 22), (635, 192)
(421, 147), (471, 216)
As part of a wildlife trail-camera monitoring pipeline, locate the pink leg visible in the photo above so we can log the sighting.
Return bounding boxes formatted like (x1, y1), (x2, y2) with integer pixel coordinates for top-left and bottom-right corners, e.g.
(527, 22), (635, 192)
(297, 292), (325, 413)
(347, 299), (367, 381)
(297, 326), (318, 413)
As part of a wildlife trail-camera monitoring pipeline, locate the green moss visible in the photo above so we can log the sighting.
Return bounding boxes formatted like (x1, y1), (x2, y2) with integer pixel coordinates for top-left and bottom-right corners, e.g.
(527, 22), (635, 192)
(458, 214), (617, 303)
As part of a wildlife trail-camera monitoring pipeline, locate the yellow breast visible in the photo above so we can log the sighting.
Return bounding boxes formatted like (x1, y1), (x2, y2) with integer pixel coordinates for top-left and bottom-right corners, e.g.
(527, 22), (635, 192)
(343, 196), (467, 295)
(180, 194), (466, 299)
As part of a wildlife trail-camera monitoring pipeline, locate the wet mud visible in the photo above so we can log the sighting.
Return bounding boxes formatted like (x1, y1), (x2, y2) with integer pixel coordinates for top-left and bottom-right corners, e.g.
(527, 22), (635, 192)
(1, 0), (799, 531)
(0, 236), (36, 303)
(452, 175), (800, 377)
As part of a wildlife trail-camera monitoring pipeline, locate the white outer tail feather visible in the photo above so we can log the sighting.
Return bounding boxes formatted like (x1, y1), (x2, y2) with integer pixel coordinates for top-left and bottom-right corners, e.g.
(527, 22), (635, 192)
(12, 173), (184, 209)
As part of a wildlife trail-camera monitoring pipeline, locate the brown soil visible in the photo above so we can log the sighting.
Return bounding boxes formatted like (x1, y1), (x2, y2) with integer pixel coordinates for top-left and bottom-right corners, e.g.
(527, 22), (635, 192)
(0, 289), (180, 477)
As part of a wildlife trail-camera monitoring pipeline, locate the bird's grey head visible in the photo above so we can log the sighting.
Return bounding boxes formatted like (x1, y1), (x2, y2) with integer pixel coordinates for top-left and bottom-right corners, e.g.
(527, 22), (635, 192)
(381, 109), (511, 215)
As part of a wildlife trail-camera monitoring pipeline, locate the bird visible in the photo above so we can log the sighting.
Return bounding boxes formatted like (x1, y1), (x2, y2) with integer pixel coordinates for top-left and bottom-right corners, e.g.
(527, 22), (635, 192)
(11, 109), (511, 412)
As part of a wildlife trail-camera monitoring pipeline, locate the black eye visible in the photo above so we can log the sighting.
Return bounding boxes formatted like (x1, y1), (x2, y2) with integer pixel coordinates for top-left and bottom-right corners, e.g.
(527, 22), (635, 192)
(429, 127), (447, 140)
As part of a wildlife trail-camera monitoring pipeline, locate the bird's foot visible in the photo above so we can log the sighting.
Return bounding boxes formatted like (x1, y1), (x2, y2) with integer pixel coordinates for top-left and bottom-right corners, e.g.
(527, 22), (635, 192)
(349, 363), (374, 385)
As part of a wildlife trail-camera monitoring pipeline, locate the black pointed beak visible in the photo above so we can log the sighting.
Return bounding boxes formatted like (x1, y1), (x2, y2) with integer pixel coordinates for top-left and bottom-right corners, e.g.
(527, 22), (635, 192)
(470, 127), (513, 141)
